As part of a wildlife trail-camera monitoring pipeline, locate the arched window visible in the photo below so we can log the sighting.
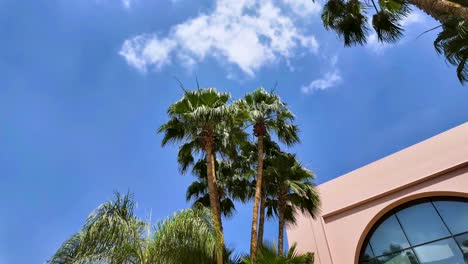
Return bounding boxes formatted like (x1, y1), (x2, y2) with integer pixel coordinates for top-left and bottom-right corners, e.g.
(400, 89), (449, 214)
(359, 197), (468, 264)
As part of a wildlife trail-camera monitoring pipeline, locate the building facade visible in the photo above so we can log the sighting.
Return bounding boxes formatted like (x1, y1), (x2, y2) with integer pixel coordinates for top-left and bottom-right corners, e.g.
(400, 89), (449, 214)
(287, 123), (468, 264)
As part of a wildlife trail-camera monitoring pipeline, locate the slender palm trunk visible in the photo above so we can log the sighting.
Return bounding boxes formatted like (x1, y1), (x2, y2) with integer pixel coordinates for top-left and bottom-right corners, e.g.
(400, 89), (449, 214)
(250, 135), (264, 262)
(206, 144), (224, 264)
(278, 193), (286, 256)
(408, 0), (468, 20)
(257, 183), (266, 249)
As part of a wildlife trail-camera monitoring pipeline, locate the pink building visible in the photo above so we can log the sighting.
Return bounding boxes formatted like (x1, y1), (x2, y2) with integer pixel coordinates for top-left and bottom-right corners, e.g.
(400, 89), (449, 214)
(287, 123), (468, 264)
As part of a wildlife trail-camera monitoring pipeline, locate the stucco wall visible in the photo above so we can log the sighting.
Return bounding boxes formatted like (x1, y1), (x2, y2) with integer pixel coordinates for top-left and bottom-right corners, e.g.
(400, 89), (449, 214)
(287, 122), (468, 264)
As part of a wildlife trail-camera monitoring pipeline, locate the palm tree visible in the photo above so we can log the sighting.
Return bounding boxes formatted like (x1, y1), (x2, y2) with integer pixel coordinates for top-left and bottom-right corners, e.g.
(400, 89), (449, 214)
(320, 0), (468, 83)
(49, 193), (223, 264)
(264, 153), (320, 256)
(236, 87), (299, 261)
(158, 88), (244, 264)
(257, 136), (282, 247)
(243, 242), (314, 264)
(434, 17), (468, 83)
(186, 159), (255, 218)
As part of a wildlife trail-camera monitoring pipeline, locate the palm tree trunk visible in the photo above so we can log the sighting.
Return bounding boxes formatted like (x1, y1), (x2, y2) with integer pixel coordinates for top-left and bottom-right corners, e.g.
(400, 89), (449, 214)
(250, 135), (264, 262)
(206, 144), (224, 264)
(408, 0), (468, 20)
(278, 195), (285, 257)
(257, 183), (266, 249)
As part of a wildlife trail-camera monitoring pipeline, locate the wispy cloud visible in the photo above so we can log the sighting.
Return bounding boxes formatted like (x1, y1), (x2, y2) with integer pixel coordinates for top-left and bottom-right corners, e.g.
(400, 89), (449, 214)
(301, 55), (342, 94)
(282, 0), (321, 17)
(119, 0), (320, 76)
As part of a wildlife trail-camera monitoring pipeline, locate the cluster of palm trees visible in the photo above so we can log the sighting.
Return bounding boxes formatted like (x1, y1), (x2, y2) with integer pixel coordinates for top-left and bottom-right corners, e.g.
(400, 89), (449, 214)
(49, 193), (313, 264)
(49, 87), (320, 263)
(158, 87), (320, 263)
(320, 0), (468, 83)
(49, 193), (226, 264)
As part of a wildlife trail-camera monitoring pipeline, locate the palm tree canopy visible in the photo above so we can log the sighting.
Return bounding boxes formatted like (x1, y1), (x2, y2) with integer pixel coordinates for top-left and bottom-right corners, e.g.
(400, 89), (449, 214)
(158, 88), (246, 173)
(320, 0), (468, 84)
(236, 87), (299, 145)
(186, 159), (255, 218)
(434, 17), (468, 83)
(152, 206), (222, 264)
(264, 153), (320, 224)
(242, 242), (314, 264)
(49, 193), (224, 264)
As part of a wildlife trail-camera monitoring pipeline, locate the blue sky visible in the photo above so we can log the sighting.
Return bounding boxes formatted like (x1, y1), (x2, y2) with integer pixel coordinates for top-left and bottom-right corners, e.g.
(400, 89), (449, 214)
(1, 0), (468, 263)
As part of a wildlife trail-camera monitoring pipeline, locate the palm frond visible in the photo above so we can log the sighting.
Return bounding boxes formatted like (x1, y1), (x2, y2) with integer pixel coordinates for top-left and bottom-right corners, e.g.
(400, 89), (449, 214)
(322, 0), (369, 46)
(373, 11), (404, 42)
(434, 18), (468, 84)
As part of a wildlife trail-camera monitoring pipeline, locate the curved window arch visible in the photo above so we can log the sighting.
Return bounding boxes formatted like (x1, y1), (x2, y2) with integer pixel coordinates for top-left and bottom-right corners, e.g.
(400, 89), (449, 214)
(359, 197), (468, 264)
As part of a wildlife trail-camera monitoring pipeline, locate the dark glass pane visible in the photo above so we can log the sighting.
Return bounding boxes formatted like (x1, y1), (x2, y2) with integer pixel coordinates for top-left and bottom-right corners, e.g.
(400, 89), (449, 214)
(433, 200), (468, 235)
(413, 238), (465, 264)
(396, 202), (450, 245)
(376, 249), (419, 264)
(454, 233), (468, 261)
(370, 215), (410, 256)
(363, 260), (381, 264)
(360, 243), (375, 261)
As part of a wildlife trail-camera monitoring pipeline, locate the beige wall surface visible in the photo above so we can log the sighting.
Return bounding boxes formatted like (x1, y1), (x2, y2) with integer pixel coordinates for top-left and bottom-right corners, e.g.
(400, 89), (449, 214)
(287, 123), (468, 264)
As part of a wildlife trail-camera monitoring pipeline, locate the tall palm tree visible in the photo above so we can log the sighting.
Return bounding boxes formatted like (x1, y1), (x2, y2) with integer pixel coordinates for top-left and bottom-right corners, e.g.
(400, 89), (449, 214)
(320, 0), (468, 83)
(158, 88), (244, 264)
(256, 136), (281, 247)
(48, 193), (223, 264)
(186, 159), (255, 218)
(264, 153), (320, 256)
(236, 87), (299, 261)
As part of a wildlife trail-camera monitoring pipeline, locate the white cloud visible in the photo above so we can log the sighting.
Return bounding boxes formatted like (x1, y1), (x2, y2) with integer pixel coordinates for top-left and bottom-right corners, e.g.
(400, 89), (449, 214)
(367, 11), (427, 54)
(282, 0), (321, 17)
(119, 0), (320, 76)
(301, 70), (342, 94)
(119, 35), (176, 72)
(301, 55), (342, 94)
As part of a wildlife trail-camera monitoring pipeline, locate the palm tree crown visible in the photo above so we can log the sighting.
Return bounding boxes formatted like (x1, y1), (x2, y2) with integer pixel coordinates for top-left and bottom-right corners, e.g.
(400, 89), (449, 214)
(49, 193), (223, 264)
(320, 0), (468, 84)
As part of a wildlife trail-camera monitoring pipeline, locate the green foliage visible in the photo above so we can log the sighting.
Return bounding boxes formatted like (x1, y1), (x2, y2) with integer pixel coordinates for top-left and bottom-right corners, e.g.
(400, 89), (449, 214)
(434, 17), (468, 84)
(49, 193), (223, 264)
(264, 153), (320, 224)
(186, 159), (255, 218)
(322, 0), (369, 46)
(158, 88), (245, 172)
(243, 243), (314, 264)
(372, 11), (404, 43)
(152, 205), (221, 264)
(319, 0), (468, 84)
(236, 87), (299, 145)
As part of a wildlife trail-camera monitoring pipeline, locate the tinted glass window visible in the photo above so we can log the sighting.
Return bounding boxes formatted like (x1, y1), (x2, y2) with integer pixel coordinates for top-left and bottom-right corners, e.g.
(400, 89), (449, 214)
(359, 197), (468, 264)
(369, 215), (410, 256)
(434, 200), (468, 235)
(454, 233), (468, 260)
(359, 243), (374, 261)
(396, 202), (450, 245)
(376, 249), (419, 264)
(413, 238), (465, 264)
